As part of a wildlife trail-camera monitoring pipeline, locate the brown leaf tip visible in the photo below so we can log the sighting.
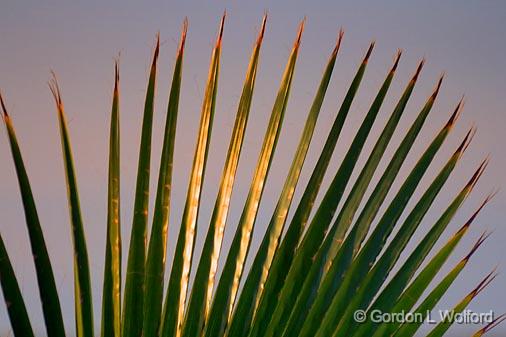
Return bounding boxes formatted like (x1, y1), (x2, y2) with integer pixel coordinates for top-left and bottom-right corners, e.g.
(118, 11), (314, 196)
(477, 313), (506, 335)
(333, 28), (345, 56)
(256, 13), (268, 45)
(0, 91), (8, 118)
(48, 71), (63, 109)
(455, 125), (476, 157)
(466, 157), (490, 191)
(363, 40), (375, 64)
(464, 231), (491, 262)
(411, 58), (426, 83)
(113, 58), (120, 94)
(390, 49), (402, 73)
(457, 194), (494, 235)
(293, 18), (305, 49)
(217, 11), (226, 45)
(179, 17), (189, 54)
(470, 267), (497, 297)
(153, 33), (160, 64)
(445, 96), (465, 129)
(429, 72), (445, 102)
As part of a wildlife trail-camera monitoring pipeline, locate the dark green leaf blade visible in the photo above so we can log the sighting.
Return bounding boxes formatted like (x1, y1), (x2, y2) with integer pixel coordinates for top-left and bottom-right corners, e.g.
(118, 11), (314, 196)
(397, 236), (493, 337)
(333, 128), (473, 337)
(50, 76), (94, 337)
(1, 93), (66, 337)
(101, 62), (122, 337)
(143, 21), (186, 337)
(254, 41), (375, 337)
(227, 28), (342, 337)
(368, 196), (492, 337)
(0, 232), (35, 337)
(281, 52), (404, 337)
(122, 36), (160, 337)
(354, 158), (488, 337)
(314, 99), (462, 337)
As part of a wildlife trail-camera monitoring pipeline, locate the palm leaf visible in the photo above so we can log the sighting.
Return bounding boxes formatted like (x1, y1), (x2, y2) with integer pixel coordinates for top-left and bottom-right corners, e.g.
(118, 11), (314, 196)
(182, 16), (266, 337)
(50, 76), (94, 337)
(1, 94), (66, 337)
(122, 35), (160, 337)
(313, 100), (462, 337)
(472, 313), (506, 337)
(227, 28), (342, 337)
(280, 50), (402, 337)
(369, 196), (493, 337)
(161, 14), (224, 337)
(203, 20), (304, 337)
(333, 128), (474, 337)
(356, 159), (488, 337)
(143, 21), (187, 337)
(0, 232), (34, 337)
(255, 41), (375, 337)
(397, 238), (494, 337)
(101, 61), (122, 337)
(426, 269), (496, 337)
(0, 15), (502, 337)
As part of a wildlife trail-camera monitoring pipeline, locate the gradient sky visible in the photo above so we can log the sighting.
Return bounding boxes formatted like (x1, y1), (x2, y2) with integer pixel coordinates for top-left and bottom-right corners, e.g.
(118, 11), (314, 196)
(1, 1), (505, 336)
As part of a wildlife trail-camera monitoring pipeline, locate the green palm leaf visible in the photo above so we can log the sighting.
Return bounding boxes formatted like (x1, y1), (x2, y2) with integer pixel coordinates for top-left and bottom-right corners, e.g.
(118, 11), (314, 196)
(182, 16), (266, 337)
(101, 61), (122, 337)
(1, 94), (66, 337)
(227, 28), (343, 337)
(314, 100), (462, 337)
(122, 35), (160, 337)
(398, 237), (494, 337)
(0, 15), (502, 337)
(356, 159), (488, 337)
(203, 20), (304, 337)
(0, 232), (34, 337)
(333, 128), (474, 337)
(50, 76), (94, 337)
(255, 41), (375, 337)
(161, 14), (224, 337)
(143, 21), (187, 337)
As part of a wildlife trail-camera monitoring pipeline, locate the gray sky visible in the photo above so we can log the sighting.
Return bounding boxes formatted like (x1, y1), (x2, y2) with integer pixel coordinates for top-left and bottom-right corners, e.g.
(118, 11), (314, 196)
(1, 1), (505, 336)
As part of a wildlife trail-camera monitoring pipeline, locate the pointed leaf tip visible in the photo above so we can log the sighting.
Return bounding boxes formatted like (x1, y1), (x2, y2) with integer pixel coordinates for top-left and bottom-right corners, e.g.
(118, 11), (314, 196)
(294, 18), (305, 48)
(256, 13), (267, 44)
(411, 58), (425, 83)
(467, 157), (490, 190)
(455, 125), (476, 157)
(445, 98), (464, 129)
(179, 18), (188, 52)
(464, 231), (491, 262)
(152, 33), (160, 64)
(0, 91), (8, 117)
(457, 194), (494, 235)
(430, 72), (445, 101)
(333, 28), (344, 55)
(217, 11), (226, 44)
(48, 71), (63, 108)
(114, 61), (120, 93)
(390, 49), (402, 73)
(470, 267), (497, 297)
(363, 40), (375, 64)
(477, 313), (506, 335)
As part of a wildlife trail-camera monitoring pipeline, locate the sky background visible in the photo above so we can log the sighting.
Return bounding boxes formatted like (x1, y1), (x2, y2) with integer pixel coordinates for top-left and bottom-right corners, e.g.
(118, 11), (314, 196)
(1, 1), (505, 336)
